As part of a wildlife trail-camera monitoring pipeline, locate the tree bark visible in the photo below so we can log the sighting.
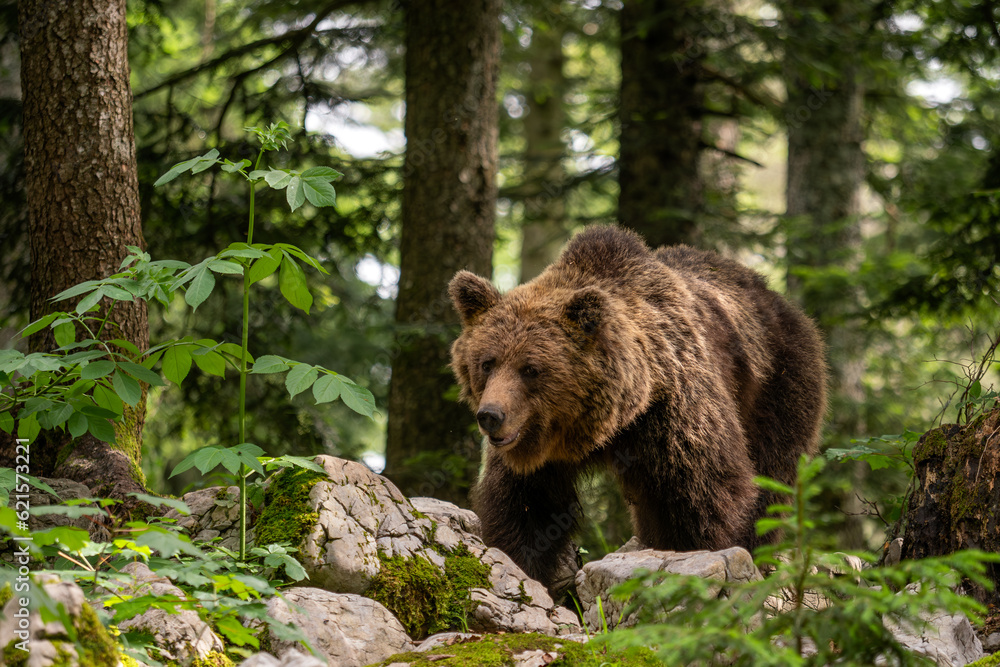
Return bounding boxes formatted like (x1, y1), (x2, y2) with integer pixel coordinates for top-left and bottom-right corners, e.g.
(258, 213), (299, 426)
(618, 0), (704, 248)
(519, 19), (569, 283)
(782, 0), (868, 548)
(10, 0), (148, 498)
(900, 408), (1000, 605)
(384, 0), (501, 506)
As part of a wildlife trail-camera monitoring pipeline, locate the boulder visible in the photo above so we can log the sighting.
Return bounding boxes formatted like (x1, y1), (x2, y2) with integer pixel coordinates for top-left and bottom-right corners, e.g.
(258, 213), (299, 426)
(574, 546), (761, 631)
(163, 484), (249, 551)
(256, 588), (413, 667)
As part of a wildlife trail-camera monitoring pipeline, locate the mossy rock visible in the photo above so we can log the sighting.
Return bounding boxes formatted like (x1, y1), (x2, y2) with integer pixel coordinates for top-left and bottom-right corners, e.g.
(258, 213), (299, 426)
(253, 466), (327, 548)
(3, 601), (121, 667)
(969, 654), (1000, 667)
(364, 543), (491, 639)
(366, 632), (661, 667)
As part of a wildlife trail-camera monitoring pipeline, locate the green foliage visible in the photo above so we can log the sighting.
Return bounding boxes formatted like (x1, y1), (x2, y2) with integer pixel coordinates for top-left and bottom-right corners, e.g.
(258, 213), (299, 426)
(600, 456), (997, 666)
(252, 466), (326, 549)
(364, 542), (491, 639)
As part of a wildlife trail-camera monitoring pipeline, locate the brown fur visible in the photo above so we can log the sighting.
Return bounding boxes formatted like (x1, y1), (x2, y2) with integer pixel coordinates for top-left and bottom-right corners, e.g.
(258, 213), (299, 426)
(449, 226), (827, 588)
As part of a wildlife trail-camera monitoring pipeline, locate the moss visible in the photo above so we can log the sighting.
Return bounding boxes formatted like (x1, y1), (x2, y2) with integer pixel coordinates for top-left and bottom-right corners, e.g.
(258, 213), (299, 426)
(515, 581), (533, 605)
(190, 651), (237, 667)
(368, 632), (662, 667)
(364, 543), (491, 639)
(0, 583), (12, 608)
(120, 655), (145, 667)
(4, 639), (28, 667)
(73, 601), (121, 666)
(253, 467), (327, 548)
(912, 427), (949, 460)
(968, 654), (1000, 667)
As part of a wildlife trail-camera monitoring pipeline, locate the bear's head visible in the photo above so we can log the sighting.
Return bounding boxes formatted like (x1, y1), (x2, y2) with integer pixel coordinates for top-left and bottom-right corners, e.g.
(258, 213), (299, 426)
(448, 270), (642, 474)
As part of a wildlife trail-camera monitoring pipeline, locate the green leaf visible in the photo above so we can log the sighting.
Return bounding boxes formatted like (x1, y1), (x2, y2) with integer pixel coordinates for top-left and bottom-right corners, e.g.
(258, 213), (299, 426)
(279, 256), (312, 313)
(218, 343), (253, 365)
(301, 166), (344, 180)
(301, 176), (337, 208)
(264, 168), (294, 189)
(192, 349), (227, 377)
(285, 364), (319, 399)
(53, 322), (76, 348)
(312, 374), (342, 404)
(22, 313), (58, 338)
(87, 414), (116, 443)
(0, 411), (13, 434)
(970, 381), (982, 399)
(45, 403), (74, 429)
(340, 381), (376, 418)
(108, 339), (142, 357)
(118, 360), (165, 386)
(17, 414), (40, 443)
(162, 346), (193, 385)
(112, 370), (142, 407)
(215, 614), (260, 648)
(100, 285), (135, 301)
(208, 259), (244, 275)
(248, 248), (282, 284)
(51, 280), (102, 302)
(154, 149), (221, 186)
(92, 383), (124, 416)
(185, 265), (217, 311)
(285, 176), (306, 212)
(76, 290), (103, 314)
(219, 243), (266, 260)
(67, 412), (88, 438)
(251, 355), (290, 374)
(221, 158), (251, 173)
(275, 244), (326, 273)
(81, 360), (115, 380)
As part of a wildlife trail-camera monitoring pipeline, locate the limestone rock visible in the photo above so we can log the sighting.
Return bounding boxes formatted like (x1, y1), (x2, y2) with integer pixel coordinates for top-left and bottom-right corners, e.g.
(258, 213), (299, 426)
(410, 497), (481, 536)
(114, 562), (225, 663)
(163, 485), (250, 551)
(257, 588), (413, 667)
(574, 547), (761, 631)
(882, 590), (984, 667)
(0, 574), (118, 667)
(284, 455), (581, 637)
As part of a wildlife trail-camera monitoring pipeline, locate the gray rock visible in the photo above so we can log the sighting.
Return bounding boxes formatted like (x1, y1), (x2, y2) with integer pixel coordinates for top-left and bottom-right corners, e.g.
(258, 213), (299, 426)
(882, 588), (984, 667)
(414, 632), (481, 652)
(238, 648), (327, 667)
(115, 562), (225, 663)
(292, 455), (581, 637)
(0, 574), (113, 667)
(163, 485), (251, 551)
(574, 547), (760, 631)
(410, 497), (482, 536)
(982, 631), (1000, 652)
(257, 588), (413, 667)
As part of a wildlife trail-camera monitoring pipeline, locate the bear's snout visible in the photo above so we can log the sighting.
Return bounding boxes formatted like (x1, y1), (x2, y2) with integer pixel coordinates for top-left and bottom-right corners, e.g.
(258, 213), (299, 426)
(477, 404), (506, 434)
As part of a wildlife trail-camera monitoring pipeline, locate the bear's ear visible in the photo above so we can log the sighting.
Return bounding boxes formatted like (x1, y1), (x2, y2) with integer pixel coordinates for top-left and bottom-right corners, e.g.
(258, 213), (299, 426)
(563, 286), (605, 337)
(449, 270), (500, 325)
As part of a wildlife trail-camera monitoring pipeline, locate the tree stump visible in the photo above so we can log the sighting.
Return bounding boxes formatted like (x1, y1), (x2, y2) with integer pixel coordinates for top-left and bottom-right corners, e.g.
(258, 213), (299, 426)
(901, 407), (1000, 604)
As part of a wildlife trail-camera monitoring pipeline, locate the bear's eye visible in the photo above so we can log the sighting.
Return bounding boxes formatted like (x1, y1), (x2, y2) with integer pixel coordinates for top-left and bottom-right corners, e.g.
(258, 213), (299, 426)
(481, 359), (496, 375)
(521, 365), (539, 380)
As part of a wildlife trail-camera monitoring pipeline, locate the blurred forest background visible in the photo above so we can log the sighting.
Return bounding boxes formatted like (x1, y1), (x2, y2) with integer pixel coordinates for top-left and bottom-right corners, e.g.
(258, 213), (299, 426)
(1, 0), (998, 561)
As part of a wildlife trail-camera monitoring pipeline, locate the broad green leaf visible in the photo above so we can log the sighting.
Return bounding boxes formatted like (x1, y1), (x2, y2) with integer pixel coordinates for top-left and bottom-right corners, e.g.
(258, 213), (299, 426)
(221, 158), (251, 173)
(219, 343), (253, 365)
(185, 265), (217, 310)
(51, 280), (102, 302)
(264, 168), (294, 189)
(300, 166), (344, 180)
(100, 285), (135, 301)
(285, 364), (319, 399)
(22, 313), (58, 338)
(340, 381), (376, 418)
(215, 614), (260, 648)
(92, 384), (124, 416)
(162, 346), (193, 385)
(53, 322), (76, 348)
(302, 177), (337, 208)
(275, 244), (326, 273)
(970, 381), (982, 399)
(20, 397), (54, 417)
(76, 289), (103, 314)
(0, 411), (13, 434)
(192, 350), (226, 377)
(312, 374), (342, 404)
(45, 403), (74, 429)
(233, 443), (266, 477)
(248, 248), (282, 284)
(63, 350), (106, 364)
(118, 360), (165, 386)
(154, 149), (221, 186)
(87, 414), (116, 443)
(112, 370), (142, 407)
(17, 414), (40, 443)
(67, 412), (88, 438)
(108, 339), (141, 357)
(285, 176), (306, 212)
(219, 244), (265, 260)
(81, 360), (115, 380)
(278, 256), (312, 313)
(208, 259), (244, 275)
(251, 355), (290, 374)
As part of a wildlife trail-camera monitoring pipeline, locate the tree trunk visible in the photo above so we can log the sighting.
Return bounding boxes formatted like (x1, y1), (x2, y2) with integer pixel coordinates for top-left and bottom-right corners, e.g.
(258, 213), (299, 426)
(618, 0), (704, 249)
(519, 19), (569, 283)
(10, 0), (148, 499)
(384, 0), (501, 506)
(783, 0), (868, 548)
(900, 408), (1000, 605)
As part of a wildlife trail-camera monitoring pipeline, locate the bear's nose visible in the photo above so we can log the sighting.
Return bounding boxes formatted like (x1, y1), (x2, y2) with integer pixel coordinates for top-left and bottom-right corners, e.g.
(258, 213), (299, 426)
(476, 405), (505, 434)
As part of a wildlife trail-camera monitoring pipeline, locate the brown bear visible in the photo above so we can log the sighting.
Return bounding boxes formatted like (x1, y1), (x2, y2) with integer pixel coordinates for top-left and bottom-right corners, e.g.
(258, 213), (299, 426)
(448, 225), (827, 589)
